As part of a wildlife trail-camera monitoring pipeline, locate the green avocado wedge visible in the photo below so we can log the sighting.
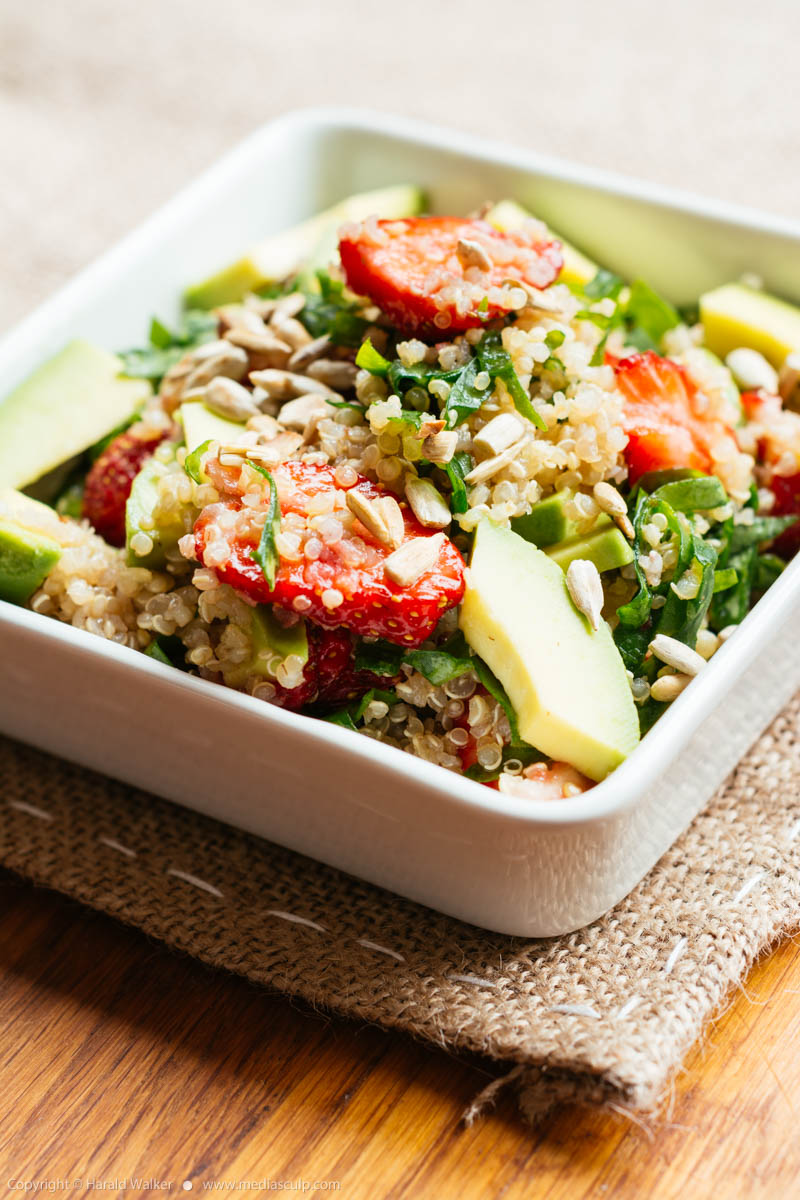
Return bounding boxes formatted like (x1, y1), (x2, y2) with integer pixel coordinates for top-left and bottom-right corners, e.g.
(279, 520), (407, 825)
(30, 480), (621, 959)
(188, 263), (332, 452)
(125, 446), (186, 569)
(0, 518), (61, 605)
(0, 341), (150, 492)
(700, 282), (800, 367)
(223, 607), (309, 688)
(459, 520), (639, 782)
(184, 184), (426, 310)
(485, 199), (599, 290)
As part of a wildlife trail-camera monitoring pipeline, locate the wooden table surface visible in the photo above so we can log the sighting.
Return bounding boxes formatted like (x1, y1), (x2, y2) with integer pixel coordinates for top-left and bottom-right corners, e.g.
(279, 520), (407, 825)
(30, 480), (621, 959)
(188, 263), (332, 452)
(1, 868), (799, 1199)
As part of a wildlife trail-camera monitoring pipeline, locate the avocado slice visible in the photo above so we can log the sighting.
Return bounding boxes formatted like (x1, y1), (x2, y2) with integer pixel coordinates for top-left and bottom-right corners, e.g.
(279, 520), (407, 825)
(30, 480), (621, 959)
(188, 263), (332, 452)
(180, 400), (246, 453)
(460, 520), (639, 781)
(184, 184), (426, 310)
(485, 199), (599, 290)
(0, 340), (151, 492)
(546, 525), (634, 573)
(224, 607), (309, 688)
(0, 519), (61, 604)
(700, 283), (800, 368)
(510, 489), (592, 547)
(125, 447), (186, 569)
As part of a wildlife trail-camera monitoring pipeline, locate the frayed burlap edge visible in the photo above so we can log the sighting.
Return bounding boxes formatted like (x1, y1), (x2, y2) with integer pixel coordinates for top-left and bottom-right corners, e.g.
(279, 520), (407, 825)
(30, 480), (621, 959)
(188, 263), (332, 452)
(1, 695), (799, 1126)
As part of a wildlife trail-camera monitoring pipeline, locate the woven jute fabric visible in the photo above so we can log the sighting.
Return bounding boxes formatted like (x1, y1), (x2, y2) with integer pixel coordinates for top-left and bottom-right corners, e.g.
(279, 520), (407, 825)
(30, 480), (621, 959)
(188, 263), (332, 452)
(2, 692), (800, 1123)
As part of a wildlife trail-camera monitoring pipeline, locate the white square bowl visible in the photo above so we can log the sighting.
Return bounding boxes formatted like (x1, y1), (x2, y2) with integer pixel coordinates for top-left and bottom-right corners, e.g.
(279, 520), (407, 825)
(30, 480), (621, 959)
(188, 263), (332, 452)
(3, 108), (800, 937)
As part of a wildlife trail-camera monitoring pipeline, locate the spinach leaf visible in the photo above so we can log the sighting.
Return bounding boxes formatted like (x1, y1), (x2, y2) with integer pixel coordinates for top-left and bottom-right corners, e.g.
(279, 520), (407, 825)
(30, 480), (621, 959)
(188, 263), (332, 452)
(710, 547), (757, 628)
(355, 338), (390, 376)
(386, 358), (462, 397)
(403, 647), (474, 685)
(119, 309), (218, 386)
(352, 688), (399, 722)
(184, 439), (212, 484)
(442, 451), (473, 514)
(583, 270), (625, 300)
(615, 474), (724, 671)
(442, 357), (483, 427)
(145, 635), (188, 670)
(248, 464), (281, 589)
(323, 708), (359, 731)
(354, 640), (405, 677)
(755, 553), (785, 590)
(624, 279), (681, 349)
(476, 330), (546, 430)
(301, 270), (369, 346)
(729, 514), (797, 553)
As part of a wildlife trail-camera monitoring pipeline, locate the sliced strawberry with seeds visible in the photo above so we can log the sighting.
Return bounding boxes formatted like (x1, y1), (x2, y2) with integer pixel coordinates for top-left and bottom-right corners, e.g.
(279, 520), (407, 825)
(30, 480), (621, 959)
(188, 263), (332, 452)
(194, 459), (464, 646)
(338, 216), (563, 336)
(615, 351), (740, 486)
(82, 425), (166, 546)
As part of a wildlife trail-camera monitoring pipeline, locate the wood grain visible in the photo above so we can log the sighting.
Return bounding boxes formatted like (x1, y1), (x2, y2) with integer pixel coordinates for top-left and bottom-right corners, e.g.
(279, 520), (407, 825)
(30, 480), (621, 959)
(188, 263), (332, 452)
(0, 868), (798, 1199)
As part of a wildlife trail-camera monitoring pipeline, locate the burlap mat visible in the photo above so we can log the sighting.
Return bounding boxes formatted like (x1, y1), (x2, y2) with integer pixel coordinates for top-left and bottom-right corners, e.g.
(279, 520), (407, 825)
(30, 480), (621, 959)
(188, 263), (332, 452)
(3, 690), (800, 1124)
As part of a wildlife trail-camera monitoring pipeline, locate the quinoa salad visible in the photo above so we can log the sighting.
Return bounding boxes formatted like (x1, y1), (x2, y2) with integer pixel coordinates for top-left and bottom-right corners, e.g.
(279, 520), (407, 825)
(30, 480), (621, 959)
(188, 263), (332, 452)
(3, 186), (800, 798)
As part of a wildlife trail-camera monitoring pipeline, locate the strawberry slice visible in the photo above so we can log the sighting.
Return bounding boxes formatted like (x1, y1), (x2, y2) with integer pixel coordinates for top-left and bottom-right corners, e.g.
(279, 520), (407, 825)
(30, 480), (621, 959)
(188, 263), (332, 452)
(82, 426), (166, 546)
(194, 459), (465, 646)
(615, 351), (739, 486)
(338, 216), (563, 335)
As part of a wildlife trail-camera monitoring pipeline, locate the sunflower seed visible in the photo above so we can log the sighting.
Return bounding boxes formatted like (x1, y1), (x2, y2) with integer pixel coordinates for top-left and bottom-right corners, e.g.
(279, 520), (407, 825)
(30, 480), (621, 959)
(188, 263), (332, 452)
(272, 292), (306, 319)
(250, 369), (338, 401)
(464, 440), (524, 485)
(346, 489), (395, 548)
(224, 325), (292, 359)
(288, 334), (332, 372)
(306, 359), (359, 391)
(456, 238), (493, 272)
(271, 312), (312, 350)
(649, 673), (692, 702)
(405, 477), (452, 529)
(649, 633), (706, 676)
(245, 432), (303, 465)
(593, 481), (635, 539)
(565, 559), (604, 631)
(278, 393), (336, 431)
(215, 305), (264, 333)
(183, 344), (249, 393)
(473, 412), (525, 458)
(384, 534), (445, 587)
(204, 377), (260, 422)
(422, 430), (458, 464)
(375, 495), (406, 549)
(725, 347), (779, 394)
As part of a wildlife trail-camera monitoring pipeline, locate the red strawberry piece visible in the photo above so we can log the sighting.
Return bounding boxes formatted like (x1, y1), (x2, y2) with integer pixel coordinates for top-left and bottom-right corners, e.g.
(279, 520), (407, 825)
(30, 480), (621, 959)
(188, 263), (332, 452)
(194, 459), (465, 647)
(615, 351), (739, 486)
(767, 472), (800, 558)
(82, 426), (165, 546)
(338, 216), (563, 336)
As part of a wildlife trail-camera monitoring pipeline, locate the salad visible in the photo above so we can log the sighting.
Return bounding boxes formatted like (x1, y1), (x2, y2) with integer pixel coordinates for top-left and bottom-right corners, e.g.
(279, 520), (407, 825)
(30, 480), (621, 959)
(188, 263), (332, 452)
(3, 185), (800, 800)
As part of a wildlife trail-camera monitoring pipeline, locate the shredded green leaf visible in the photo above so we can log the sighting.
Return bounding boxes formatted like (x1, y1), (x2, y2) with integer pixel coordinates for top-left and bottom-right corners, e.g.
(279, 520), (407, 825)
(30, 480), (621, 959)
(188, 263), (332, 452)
(119, 310), (218, 386)
(183, 439), (212, 484)
(476, 330), (546, 430)
(247, 464), (281, 589)
(355, 338), (390, 376)
(300, 270), (370, 346)
(442, 451), (473, 514)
